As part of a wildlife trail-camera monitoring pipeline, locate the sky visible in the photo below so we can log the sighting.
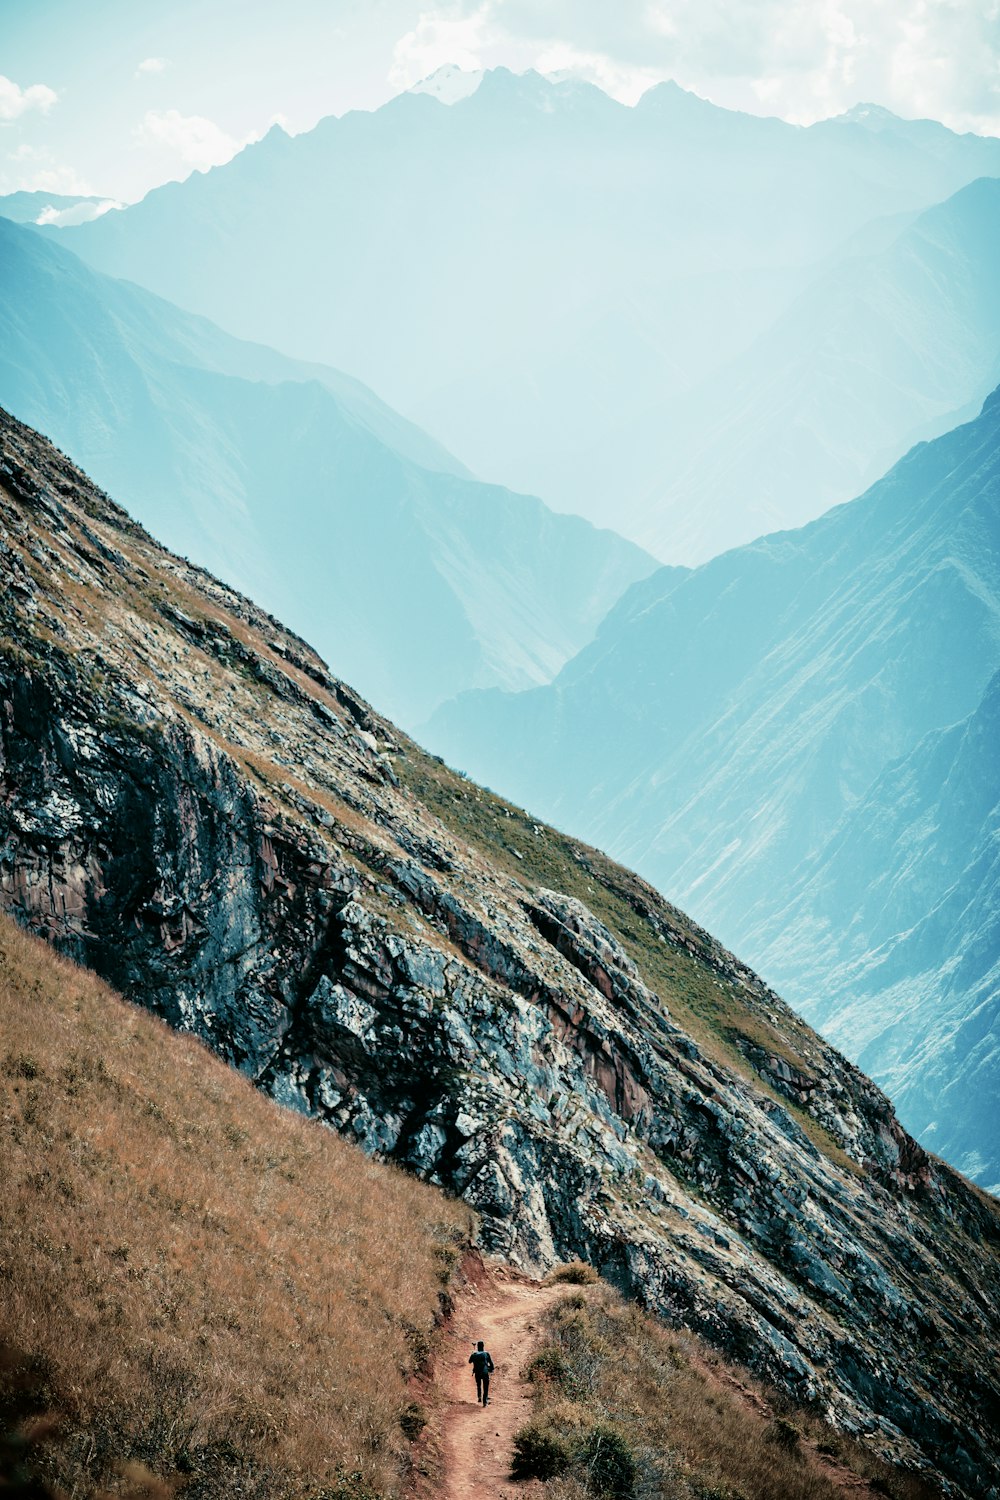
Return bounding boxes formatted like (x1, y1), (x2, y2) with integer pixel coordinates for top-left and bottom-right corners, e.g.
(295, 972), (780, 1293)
(2, 0), (1000, 203)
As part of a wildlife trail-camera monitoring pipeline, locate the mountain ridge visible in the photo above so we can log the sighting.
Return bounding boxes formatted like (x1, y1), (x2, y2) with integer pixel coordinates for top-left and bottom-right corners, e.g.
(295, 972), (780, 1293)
(49, 70), (1000, 559)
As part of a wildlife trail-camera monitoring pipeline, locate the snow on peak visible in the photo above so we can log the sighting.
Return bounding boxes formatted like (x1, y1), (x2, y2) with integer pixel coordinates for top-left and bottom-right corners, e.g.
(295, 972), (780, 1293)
(409, 65), (484, 105)
(837, 103), (902, 127)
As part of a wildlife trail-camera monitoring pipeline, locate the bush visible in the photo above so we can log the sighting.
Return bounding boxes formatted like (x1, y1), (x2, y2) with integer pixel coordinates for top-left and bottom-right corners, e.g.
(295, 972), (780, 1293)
(309, 1476), (383, 1500)
(511, 1419), (574, 1480)
(768, 1416), (802, 1451)
(556, 1289), (589, 1311)
(582, 1425), (636, 1498)
(526, 1346), (569, 1387)
(398, 1401), (427, 1440)
(550, 1261), (598, 1285)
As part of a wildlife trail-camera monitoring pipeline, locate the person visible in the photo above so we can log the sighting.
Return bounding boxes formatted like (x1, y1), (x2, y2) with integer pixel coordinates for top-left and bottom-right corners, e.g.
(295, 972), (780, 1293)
(468, 1340), (495, 1405)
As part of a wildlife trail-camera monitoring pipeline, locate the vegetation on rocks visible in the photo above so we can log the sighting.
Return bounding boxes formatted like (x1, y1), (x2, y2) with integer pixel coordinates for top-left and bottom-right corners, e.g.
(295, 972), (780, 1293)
(516, 1286), (940, 1500)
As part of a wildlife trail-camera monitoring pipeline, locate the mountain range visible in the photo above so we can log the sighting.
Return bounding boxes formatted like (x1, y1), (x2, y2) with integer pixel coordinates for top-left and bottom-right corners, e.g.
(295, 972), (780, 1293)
(49, 69), (1000, 559)
(0, 214), (652, 728)
(426, 386), (1000, 1190)
(596, 175), (1000, 561)
(2, 402), (999, 1495)
(0, 189), (121, 226)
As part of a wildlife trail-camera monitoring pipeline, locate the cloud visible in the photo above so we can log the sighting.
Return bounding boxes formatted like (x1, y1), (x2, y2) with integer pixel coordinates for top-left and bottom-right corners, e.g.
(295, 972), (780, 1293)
(2, 145), (94, 196)
(36, 198), (123, 226)
(136, 109), (245, 171)
(533, 42), (664, 103)
(0, 74), (58, 123)
(389, 4), (494, 87)
(136, 57), (169, 76)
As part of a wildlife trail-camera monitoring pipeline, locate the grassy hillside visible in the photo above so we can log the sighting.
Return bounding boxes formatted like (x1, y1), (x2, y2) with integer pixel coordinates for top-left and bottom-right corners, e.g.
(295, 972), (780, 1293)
(516, 1277), (938, 1500)
(0, 914), (472, 1499)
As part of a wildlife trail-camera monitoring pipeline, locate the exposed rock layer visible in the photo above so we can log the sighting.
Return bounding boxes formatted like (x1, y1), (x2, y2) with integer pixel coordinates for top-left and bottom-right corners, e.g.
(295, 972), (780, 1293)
(1, 408), (998, 1496)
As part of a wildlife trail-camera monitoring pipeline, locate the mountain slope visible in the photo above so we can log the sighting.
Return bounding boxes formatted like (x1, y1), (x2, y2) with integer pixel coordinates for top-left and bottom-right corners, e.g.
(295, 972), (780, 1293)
(601, 176), (1000, 561)
(0, 916), (939, 1500)
(759, 669), (1000, 1189)
(0, 216), (652, 727)
(1, 404), (998, 1496)
(52, 72), (1000, 552)
(426, 389), (1000, 1186)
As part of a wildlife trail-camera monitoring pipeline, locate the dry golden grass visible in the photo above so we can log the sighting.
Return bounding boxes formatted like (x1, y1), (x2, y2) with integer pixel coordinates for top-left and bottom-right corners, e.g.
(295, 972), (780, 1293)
(518, 1286), (940, 1500)
(0, 914), (472, 1499)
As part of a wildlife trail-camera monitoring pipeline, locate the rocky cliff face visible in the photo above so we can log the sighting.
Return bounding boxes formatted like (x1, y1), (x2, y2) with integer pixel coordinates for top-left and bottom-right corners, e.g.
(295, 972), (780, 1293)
(1, 407), (998, 1496)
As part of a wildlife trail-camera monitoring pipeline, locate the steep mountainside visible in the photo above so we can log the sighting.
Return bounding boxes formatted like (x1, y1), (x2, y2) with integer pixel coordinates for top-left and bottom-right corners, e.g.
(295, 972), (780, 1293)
(1, 406), (999, 1496)
(0, 216), (651, 728)
(53, 71), (1000, 552)
(427, 390), (1000, 1188)
(758, 670), (1000, 1189)
(599, 177), (1000, 561)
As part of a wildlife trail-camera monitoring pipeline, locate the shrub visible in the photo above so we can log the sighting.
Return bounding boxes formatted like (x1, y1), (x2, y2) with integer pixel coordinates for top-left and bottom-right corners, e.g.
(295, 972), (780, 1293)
(550, 1261), (598, 1285)
(309, 1475), (384, 1500)
(526, 1346), (570, 1387)
(582, 1425), (637, 1498)
(398, 1402), (427, 1440)
(768, 1417), (802, 1451)
(511, 1419), (574, 1480)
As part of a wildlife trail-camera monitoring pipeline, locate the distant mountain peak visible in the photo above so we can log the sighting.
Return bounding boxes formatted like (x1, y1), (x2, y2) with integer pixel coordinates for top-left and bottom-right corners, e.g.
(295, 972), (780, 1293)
(408, 62), (484, 104)
(834, 102), (907, 128)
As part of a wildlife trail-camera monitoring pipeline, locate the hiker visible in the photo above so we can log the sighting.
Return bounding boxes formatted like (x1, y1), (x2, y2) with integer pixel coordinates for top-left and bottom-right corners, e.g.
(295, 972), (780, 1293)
(469, 1340), (495, 1405)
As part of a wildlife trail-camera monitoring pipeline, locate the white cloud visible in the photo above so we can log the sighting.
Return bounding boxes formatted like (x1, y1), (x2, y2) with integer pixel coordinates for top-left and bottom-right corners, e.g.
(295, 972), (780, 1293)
(37, 198), (123, 226)
(1, 142), (92, 195)
(534, 42), (663, 104)
(136, 57), (169, 76)
(136, 109), (245, 171)
(0, 74), (58, 123)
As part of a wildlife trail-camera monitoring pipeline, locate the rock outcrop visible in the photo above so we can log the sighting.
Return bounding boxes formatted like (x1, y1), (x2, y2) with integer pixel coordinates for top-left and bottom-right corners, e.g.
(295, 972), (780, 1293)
(1, 407), (998, 1496)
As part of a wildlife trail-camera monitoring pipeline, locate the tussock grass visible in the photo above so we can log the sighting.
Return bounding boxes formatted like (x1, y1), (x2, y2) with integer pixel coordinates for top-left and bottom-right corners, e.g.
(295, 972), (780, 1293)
(0, 914), (472, 1498)
(548, 1262), (599, 1286)
(518, 1285), (939, 1500)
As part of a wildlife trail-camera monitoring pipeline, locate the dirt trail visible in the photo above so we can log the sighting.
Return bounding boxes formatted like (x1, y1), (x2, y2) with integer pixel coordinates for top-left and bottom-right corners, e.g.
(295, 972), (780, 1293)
(437, 1267), (565, 1500)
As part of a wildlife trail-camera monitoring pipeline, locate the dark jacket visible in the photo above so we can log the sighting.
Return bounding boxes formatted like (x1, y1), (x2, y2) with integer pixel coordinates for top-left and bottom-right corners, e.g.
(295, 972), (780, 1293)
(469, 1349), (494, 1375)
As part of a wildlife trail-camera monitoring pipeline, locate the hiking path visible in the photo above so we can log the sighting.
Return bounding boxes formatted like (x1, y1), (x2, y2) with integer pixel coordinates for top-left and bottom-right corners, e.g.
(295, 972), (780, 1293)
(437, 1266), (565, 1500)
